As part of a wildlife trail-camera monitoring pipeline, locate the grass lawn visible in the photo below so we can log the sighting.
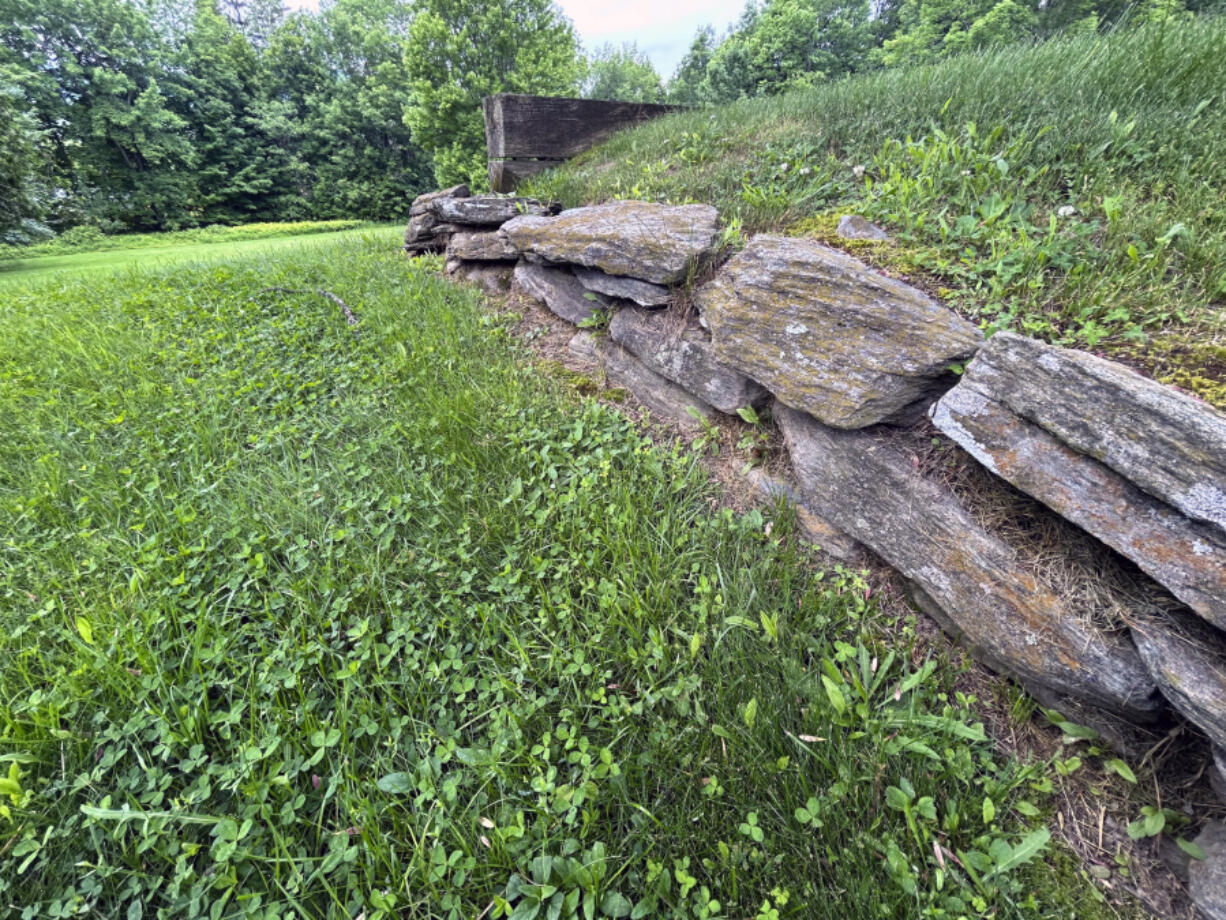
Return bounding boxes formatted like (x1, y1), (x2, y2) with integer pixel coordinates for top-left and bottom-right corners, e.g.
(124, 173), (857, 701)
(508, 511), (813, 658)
(0, 224), (393, 287)
(0, 231), (1128, 918)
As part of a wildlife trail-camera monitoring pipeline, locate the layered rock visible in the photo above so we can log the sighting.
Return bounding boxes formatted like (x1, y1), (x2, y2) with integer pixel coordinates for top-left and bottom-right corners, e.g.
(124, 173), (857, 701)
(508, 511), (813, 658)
(941, 332), (1226, 532)
(699, 236), (982, 428)
(502, 202), (720, 285)
(932, 332), (1226, 630)
(433, 195), (557, 227)
(1131, 610), (1226, 751)
(596, 339), (716, 431)
(609, 307), (768, 415)
(574, 267), (671, 307)
(409, 183), (469, 217)
(776, 404), (1162, 720)
(513, 262), (603, 325)
(447, 231), (520, 262)
(405, 185), (471, 253)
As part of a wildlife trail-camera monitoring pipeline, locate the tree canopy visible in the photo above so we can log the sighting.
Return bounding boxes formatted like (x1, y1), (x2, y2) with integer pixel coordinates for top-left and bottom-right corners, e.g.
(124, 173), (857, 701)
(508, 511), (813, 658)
(0, 0), (1216, 236)
(403, 0), (581, 188)
(582, 42), (664, 103)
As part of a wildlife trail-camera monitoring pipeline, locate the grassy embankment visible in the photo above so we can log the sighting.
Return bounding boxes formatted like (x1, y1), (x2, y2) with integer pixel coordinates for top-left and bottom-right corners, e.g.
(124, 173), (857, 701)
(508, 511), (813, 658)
(525, 17), (1226, 406)
(0, 221), (380, 285)
(0, 231), (1127, 917)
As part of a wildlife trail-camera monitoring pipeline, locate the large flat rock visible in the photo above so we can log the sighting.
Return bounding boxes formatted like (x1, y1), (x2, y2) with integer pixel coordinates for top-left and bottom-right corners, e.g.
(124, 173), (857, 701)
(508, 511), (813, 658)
(949, 332), (1226, 533)
(1131, 610), (1226, 751)
(933, 381), (1226, 630)
(699, 236), (982, 429)
(446, 231), (520, 261)
(596, 339), (716, 431)
(409, 183), (469, 217)
(513, 262), (601, 325)
(609, 307), (768, 415)
(501, 202), (720, 285)
(432, 195), (557, 227)
(776, 404), (1161, 720)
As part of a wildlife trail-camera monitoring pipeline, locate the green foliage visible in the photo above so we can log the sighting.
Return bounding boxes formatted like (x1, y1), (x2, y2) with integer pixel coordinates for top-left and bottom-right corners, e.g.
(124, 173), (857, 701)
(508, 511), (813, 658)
(703, 0), (876, 102)
(582, 42), (664, 103)
(0, 77), (44, 242)
(403, 0), (582, 188)
(0, 233), (1121, 918)
(0, 0), (431, 235)
(0, 219), (367, 262)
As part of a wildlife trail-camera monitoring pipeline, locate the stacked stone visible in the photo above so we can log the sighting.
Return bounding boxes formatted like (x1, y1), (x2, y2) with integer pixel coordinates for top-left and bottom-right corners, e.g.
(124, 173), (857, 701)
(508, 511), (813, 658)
(498, 200), (769, 426)
(403, 185), (559, 262)
(422, 191), (1226, 908)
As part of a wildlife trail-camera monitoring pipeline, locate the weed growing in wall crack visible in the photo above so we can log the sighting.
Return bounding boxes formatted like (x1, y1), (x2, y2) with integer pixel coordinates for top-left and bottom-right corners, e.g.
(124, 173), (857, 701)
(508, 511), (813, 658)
(0, 232), (1123, 918)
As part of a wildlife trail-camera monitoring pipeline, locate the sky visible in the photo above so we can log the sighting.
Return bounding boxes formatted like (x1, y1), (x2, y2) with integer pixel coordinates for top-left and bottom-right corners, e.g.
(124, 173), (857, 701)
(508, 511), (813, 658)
(284, 0), (749, 80)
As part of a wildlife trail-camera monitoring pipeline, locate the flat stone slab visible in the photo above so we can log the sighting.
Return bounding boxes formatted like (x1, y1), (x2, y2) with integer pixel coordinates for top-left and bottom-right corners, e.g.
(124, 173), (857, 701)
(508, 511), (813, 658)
(432, 195), (557, 227)
(502, 201), (721, 285)
(409, 183), (469, 217)
(933, 378), (1226, 630)
(609, 307), (768, 415)
(514, 262), (603, 326)
(1189, 822), (1226, 920)
(949, 332), (1226, 533)
(446, 231), (520, 261)
(574, 267), (671, 307)
(699, 236), (982, 428)
(777, 404), (1161, 720)
(1131, 610), (1226, 751)
(597, 339), (716, 431)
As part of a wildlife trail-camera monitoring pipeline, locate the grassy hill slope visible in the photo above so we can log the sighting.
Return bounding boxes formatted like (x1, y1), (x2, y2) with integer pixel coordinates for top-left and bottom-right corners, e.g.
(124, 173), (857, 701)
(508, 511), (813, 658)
(525, 17), (1226, 405)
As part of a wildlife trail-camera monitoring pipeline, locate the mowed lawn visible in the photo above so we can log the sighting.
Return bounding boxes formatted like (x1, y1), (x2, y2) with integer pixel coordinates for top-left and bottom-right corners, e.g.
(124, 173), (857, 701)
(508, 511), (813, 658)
(0, 224), (394, 286)
(0, 233), (1124, 918)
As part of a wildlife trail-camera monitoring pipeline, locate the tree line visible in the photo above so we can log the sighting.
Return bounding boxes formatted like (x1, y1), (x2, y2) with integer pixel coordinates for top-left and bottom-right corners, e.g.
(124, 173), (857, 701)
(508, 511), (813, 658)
(0, 0), (1215, 241)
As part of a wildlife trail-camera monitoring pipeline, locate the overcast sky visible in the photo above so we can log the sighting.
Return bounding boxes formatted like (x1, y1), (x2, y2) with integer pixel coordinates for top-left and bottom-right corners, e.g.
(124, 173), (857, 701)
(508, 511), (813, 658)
(285, 0), (748, 80)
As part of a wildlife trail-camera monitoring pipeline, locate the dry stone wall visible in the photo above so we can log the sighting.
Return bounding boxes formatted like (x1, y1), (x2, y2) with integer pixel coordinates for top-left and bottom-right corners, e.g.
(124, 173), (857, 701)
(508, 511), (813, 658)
(407, 189), (1226, 911)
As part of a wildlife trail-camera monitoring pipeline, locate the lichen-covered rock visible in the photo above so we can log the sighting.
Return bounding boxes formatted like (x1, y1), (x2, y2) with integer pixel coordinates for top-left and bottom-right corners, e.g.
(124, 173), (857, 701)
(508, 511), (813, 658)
(574, 267), (671, 307)
(1189, 822), (1226, 920)
(699, 236), (982, 429)
(836, 214), (889, 241)
(432, 195), (557, 227)
(933, 378), (1226, 630)
(446, 231), (520, 261)
(404, 212), (438, 245)
(409, 184), (469, 217)
(596, 339), (716, 431)
(447, 261), (515, 296)
(514, 262), (601, 325)
(946, 332), (1226, 533)
(1131, 611), (1226, 751)
(777, 404), (1162, 719)
(609, 308), (768, 415)
(502, 202), (720, 285)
